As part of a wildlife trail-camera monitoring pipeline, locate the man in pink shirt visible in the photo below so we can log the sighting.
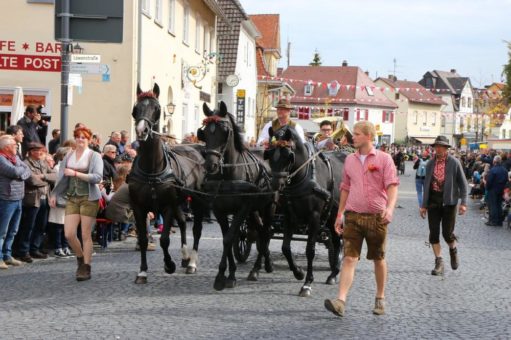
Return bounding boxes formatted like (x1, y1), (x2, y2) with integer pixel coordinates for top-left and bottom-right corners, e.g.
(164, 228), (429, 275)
(325, 121), (399, 317)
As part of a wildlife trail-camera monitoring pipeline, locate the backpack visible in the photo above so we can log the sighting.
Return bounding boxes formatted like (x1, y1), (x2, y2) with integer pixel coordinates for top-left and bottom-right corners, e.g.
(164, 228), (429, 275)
(417, 159), (428, 177)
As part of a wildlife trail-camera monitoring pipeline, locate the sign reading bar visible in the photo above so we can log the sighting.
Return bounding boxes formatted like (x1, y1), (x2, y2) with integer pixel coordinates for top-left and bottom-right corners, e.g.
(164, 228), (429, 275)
(70, 54), (101, 63)
(0, 54), (61, 72)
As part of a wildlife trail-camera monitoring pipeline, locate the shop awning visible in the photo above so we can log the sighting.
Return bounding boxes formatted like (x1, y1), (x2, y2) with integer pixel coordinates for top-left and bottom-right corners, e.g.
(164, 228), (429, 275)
(412, 137), (436, 144)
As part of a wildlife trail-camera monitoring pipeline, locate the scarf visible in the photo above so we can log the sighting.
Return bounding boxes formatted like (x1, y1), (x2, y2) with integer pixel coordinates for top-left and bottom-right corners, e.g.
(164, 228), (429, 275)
(0, 150), (17, 165)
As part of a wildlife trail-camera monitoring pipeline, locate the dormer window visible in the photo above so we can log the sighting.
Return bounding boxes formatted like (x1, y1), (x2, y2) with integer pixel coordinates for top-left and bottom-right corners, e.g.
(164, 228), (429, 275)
(365, 86), (374, 96)
(304, 82), (314, 96)
(328, 81), (340, 96)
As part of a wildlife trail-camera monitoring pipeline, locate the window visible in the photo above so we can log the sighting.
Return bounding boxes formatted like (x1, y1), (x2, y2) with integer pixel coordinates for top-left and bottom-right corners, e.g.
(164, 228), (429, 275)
(195, 16), (201, 53)
(441, 115), (446, 127)
(141, 0), (150, 16)
(204, 25), (210, 53)
(468, 97), (472, 108)
(181, 103), (188, 137)
(365, 86), (374, 96)
(304, 83), (314, 96)
(155, 0), (162, 25)
(423, 111), (427, 126)
(424, 77), (433, 88)
(168, 0), (175, 34)
(244, 42), (248, 66)
(342, 108), (349, 121)
(382, 110), (391, 122)
(431, 112), (436, 126)
(183, 5), (190, 45)
(356, 108), (361, 120)
(414, 111), (418, 124)
(328, 81), (340, 96)
(503, 129), (507, 139)
(461, 96), (466, 108)
(395, 93), (400, 100)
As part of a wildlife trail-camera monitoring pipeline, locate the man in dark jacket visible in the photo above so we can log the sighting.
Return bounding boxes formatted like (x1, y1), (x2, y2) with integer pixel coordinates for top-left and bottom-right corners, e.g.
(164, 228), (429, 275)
(485, 155), (509, 226)
(420, 136), (468, 276)
(102, 144), (117, 193)
(17, 105), (47, 158)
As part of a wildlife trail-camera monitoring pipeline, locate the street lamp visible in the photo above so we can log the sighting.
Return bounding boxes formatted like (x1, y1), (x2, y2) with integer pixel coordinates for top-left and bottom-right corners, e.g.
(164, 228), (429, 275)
(164, 101), (175, 120)
(73, 43), (84, 54)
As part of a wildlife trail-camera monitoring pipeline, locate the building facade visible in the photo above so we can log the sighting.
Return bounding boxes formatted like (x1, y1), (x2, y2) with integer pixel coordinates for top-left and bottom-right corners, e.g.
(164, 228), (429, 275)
(375, 76), (444, 145)
(217, 0), (259, 141)
(0, 0), (223, 143)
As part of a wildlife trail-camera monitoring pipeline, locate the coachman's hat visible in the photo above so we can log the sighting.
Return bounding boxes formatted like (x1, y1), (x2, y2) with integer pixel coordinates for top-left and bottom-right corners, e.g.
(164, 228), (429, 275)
(431, 135), (451, 148)
(26, 142), (45, 151)
(275, 98), (293, 109)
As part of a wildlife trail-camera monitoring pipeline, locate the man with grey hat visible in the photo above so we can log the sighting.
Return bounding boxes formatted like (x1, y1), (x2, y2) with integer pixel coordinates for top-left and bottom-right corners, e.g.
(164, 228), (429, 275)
(257, 98), (305, 146)
(419, 136), (468, 276)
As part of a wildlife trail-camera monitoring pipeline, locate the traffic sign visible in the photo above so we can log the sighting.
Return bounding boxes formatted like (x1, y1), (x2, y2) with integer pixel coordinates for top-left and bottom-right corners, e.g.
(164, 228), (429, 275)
(70, 63), (109, 74)
(70, 54), (101, 63)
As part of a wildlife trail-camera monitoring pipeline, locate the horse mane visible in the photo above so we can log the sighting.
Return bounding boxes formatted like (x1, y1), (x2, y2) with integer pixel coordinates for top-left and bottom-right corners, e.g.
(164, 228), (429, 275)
(137, 91), (157, 101)
(225, 112), (247, 153)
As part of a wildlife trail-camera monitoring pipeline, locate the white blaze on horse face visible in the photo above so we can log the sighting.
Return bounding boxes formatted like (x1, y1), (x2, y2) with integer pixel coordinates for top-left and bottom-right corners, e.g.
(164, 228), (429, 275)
(136, 120), (148, 139)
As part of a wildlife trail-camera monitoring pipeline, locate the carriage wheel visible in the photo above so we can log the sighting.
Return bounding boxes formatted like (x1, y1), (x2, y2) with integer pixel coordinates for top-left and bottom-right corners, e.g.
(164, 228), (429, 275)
(233, 220), (252, 263)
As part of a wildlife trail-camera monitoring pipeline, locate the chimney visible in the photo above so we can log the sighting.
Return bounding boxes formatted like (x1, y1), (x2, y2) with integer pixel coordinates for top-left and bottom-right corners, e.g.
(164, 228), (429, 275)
(341, 60), (348, 67)
(388, 74), (397, 82)
(450, 69), (457, 74)
(364, 70), (369, 76)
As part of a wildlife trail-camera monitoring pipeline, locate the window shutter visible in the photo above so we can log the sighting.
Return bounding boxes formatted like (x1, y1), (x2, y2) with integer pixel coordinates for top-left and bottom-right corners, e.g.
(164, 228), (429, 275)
(356, 109), (360, 120)
(390, 112), (394, 123)
(382, 111), (386, 122)
(365, 110), (369, 120)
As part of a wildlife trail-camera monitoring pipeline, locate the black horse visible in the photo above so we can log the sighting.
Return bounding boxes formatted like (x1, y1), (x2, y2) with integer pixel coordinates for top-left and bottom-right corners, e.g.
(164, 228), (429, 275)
(129, 83), (206, 283)
(197, 102), (275, 290)
(263, 125), (345, 297)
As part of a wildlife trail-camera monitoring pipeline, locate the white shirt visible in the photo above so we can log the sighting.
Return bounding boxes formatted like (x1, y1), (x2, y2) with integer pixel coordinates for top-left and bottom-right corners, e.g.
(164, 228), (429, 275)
(67, 148), (92, 170)
(257, 121), (306, 146)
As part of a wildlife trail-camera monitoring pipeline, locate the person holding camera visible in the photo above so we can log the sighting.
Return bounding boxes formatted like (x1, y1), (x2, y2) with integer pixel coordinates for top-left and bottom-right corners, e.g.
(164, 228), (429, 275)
(17, 105), (47, 158)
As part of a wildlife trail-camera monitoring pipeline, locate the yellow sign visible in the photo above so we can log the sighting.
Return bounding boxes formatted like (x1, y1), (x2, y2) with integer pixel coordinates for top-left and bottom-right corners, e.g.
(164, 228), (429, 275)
(480, 144), (488, 149)
(236, 89), (246, 97)
(460, 138), (467, 145)
(375, 124), (381, 131)
(377, 132), (383, 136)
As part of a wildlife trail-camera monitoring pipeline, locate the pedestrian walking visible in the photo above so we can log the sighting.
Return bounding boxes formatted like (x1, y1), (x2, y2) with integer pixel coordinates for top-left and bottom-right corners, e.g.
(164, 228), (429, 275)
(0, 135), (31, 269)
(49, 127), (103, 281)
(324, 121), (399, 317)
(420, 136), (468, 276)
(485, 156), (508, 226)
(413, 150), (430, 208)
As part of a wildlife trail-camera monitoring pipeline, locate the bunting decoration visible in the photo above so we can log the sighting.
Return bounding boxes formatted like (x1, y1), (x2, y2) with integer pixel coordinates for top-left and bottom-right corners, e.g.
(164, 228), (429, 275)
(258, 75), (504, 96)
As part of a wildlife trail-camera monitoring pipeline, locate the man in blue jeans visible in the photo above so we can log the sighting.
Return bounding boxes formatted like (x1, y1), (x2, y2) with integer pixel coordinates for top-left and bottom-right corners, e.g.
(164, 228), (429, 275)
(0, 135), (31, 269)
(413, 150), (430, 208)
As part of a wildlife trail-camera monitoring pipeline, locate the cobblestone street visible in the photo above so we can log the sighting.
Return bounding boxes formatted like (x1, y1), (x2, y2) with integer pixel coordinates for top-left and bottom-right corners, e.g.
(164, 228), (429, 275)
(2, 163), (511, 339)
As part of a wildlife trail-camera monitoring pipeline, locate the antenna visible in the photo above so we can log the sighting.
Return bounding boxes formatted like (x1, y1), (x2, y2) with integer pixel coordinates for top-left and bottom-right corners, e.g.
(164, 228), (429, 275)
(286, 38), (291, 68)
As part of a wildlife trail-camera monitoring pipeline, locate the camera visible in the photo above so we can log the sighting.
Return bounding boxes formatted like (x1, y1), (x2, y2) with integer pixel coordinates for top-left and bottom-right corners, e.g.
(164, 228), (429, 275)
(40, 115), (52, 122)
(36, 105), (52, 122)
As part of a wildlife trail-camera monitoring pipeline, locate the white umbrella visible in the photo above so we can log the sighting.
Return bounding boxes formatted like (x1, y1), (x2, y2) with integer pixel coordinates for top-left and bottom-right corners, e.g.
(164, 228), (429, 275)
(11, 86), (24, 125)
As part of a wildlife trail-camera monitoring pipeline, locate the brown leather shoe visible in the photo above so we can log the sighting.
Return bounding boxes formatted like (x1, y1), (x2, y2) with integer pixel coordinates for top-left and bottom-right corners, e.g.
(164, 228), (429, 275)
(30, 251), (48, 259)
(431, 257), (444, 276)
(17, 254), (33, 263)
(372, 298), (385, 315)
(76, 263), (91, 281)
(324, 298), (345, 317)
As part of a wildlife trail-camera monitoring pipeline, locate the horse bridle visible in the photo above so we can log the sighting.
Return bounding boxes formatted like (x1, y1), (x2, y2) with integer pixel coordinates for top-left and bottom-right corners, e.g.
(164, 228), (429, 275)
(268, 143), (296, 185)
(201, 118), (233, 174)
(133, 97), (161, 141)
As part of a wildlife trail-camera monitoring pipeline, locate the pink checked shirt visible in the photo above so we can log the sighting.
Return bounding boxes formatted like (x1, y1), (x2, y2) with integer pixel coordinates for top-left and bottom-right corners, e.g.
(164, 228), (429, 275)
(341, 148), (399, 218)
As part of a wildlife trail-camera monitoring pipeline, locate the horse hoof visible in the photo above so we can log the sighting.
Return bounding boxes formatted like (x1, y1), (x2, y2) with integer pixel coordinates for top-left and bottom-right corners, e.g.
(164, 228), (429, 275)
(135, 276), (147, 284)
(247, 270), (259, 281)
(225, 278), (237, 289)
(186, 266), (197, 274)
(325, 276), (337, 285)
(264, 260), (274, 273)
(293, 268), (305, 281)
(164, 261), (176, 274)
(298, 286), (312, 297)
(181, 258), (190, 268)
(214, 275), (226, 291)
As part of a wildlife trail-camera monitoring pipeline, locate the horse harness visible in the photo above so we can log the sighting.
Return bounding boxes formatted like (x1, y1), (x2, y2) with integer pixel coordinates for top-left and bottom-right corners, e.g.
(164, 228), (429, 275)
(281, 143), (335, 227)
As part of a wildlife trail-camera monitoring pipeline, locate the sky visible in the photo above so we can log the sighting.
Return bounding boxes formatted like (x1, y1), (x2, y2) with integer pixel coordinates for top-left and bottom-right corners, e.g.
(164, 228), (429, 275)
(241, 0), (511, 87)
